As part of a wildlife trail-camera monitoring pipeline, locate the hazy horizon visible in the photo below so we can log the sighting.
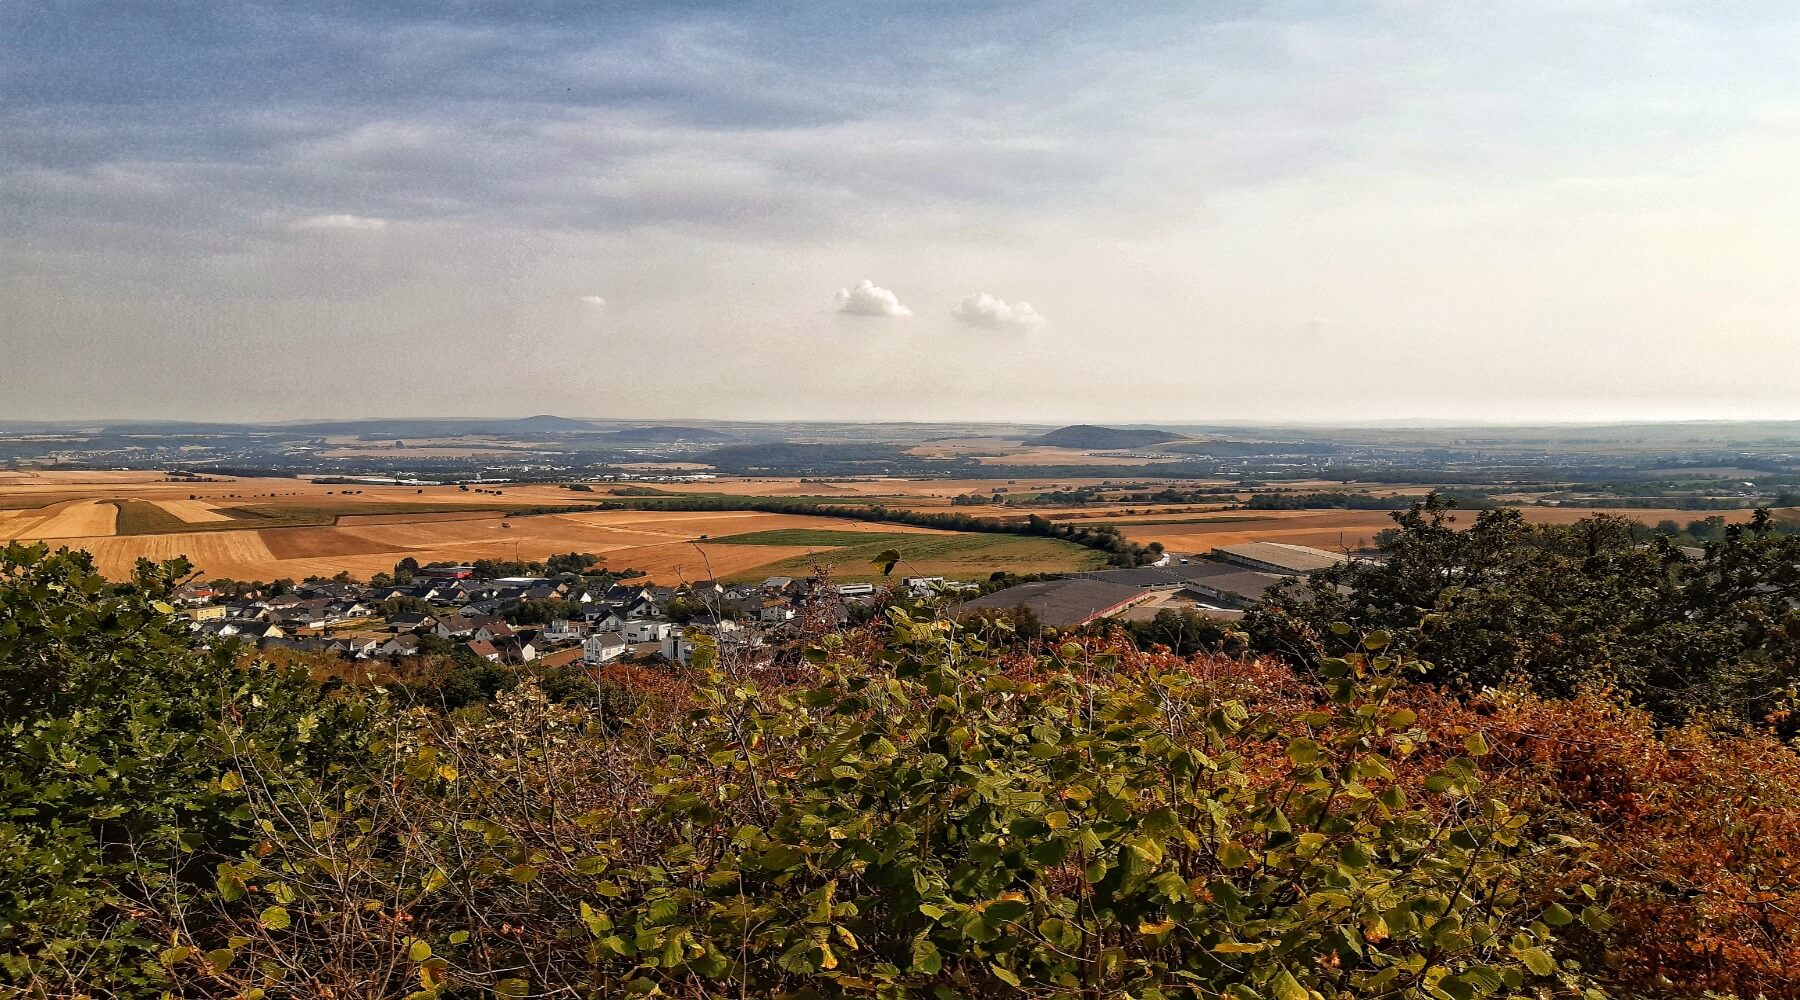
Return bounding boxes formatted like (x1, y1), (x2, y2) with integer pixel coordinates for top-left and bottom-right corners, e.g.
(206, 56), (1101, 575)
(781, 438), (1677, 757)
(6, 2), (1800, 424)
(14, 412), (1800, 435)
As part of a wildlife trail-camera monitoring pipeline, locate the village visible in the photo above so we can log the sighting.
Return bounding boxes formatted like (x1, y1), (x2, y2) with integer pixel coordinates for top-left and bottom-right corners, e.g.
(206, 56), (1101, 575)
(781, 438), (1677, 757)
(170, 539), (1353, 670)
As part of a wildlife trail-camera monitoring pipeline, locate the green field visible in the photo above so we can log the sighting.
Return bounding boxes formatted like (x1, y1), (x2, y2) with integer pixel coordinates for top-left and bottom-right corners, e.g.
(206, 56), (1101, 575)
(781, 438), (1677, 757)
(104, 500), (564, 536)
(108, 499), (206, 535)
(1098, 515), (1264, 527)
(719, 531), (1107, 583)
(708, 528), (919, 547)
(604, 492), (908, 508)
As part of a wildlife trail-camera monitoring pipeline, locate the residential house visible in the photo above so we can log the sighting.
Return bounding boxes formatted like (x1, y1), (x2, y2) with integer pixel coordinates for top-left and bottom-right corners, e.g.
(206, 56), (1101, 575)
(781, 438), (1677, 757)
(582, 630), (628, 664)
(758, 602), (797, 624)
(540, 619), (588, 643)
(621, 619), (672, 644)
(387, 612), (437, 632)
(463, 639), (502, 662)
(375, 635), (423, 658)
(473, 620), (517, 644)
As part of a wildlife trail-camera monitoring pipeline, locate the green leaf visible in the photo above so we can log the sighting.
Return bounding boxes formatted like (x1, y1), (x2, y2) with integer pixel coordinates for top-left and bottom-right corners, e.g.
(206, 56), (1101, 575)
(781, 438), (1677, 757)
(1269, 968), (1308, 1000)
(911, 937), (943, 975)
(872, 549), (902, 576)
(1539, 903), (1574, 926)
(1217, 841), (1251, 868)
(580, 900), (614, 937)
(495, 979), (530, 998)
(409, 938), (432, 962)
(259, 905), (291, 931)
(991, 964), (1021, 987)
(1518, 947), (1556, 976)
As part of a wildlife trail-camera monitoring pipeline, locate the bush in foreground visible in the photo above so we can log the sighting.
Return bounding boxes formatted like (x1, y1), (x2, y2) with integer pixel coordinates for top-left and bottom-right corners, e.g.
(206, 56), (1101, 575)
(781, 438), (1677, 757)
(9, 542), (1800, 997)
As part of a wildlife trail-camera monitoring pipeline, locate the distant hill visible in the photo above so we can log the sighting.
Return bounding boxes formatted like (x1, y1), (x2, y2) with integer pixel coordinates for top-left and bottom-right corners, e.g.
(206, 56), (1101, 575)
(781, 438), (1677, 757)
(275, 416), (600, 437)
(1025, 425), (1185, 449)
(604, 425), (732, 443)
(513, 414), (600, 433)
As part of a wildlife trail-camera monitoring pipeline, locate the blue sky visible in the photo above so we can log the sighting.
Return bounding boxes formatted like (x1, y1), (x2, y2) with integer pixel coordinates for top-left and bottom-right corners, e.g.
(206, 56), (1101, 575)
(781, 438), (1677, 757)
(4, 2), (1799, 422)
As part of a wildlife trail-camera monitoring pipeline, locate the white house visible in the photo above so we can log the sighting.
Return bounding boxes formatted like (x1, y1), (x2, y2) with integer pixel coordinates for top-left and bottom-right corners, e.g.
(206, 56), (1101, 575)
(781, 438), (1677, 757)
(541, 619), (586, 643)
(758, 603), (797, 624)
(622, 619), (672, 643)
(660, 622), (757, 666)
(583, 631), (628, 664)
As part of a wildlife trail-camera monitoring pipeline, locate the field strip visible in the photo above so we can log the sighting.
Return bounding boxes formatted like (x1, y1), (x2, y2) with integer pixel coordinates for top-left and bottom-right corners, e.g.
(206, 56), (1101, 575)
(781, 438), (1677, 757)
(148, 498), (233, 523)
(335, 510), (505, 526)
(1, 499), (118, 539)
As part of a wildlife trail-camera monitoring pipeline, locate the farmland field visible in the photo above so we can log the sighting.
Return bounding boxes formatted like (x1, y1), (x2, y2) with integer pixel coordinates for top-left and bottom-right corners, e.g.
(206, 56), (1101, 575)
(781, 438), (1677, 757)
(3, 495), (956, 583)
(0, 499), (119, 539)
(1110, 506), (1766, 554)
(712, 530), (1108, 583)
(0, 470), (1776, 583)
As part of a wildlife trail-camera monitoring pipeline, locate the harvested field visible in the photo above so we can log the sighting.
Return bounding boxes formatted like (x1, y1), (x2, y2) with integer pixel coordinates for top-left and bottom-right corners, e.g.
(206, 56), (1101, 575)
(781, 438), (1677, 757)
(0, 499), (117, 540)
(31, 508), (955, 583)
(1118, 506), (1767, 555)
(260, 527), (414, 561)
(728, 533), (1107, 583)
(148, 498), (232, 523)
(4, 468), (1772, 583)
(335, 510), (507, 526)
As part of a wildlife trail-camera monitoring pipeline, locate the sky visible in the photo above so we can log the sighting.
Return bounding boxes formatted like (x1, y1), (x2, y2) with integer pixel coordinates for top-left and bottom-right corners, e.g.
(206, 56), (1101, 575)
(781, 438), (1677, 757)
(3, 1), (1799, 424)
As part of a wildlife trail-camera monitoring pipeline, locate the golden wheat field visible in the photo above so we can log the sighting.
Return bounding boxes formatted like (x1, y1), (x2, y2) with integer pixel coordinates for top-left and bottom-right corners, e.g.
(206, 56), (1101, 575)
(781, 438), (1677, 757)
(6, 490), (946, 582)
(0, 470), (1767, 580)
(1112, 506), (1764, 554)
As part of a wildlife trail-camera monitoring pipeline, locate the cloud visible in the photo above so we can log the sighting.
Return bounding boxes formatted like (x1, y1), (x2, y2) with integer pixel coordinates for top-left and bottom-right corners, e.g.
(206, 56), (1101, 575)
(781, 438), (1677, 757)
(291, 213), (388, 231)
(834, 279), (912, 317)
(581, 295), (608, 306)
(951, 292), (1044, 331)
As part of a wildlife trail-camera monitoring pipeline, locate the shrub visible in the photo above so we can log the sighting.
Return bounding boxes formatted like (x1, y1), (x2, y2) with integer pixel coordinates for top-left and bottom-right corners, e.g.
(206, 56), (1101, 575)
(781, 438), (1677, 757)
(168, 618), (1594, 998)
(0, 543), (368, 992)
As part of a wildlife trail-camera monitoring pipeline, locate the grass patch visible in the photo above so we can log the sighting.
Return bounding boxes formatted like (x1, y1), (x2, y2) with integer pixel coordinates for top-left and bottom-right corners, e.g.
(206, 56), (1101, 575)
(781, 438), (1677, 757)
(0, 495), (76, 511)
(706, 529), (919, 547)
(602, 493), (907, 509)
(110, 500), (207, 535)
(1100, 515), (1265, 526)
(108, 500), (555, 535)
(726, 533), (1107, 584)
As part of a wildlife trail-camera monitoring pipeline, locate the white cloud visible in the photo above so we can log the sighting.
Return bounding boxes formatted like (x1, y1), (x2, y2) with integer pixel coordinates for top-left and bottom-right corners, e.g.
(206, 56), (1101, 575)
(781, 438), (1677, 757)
(581, 295), (608, 306)
(291, 213), (388, 231)
(951, 292), (1044, 331)
(834, 279), (912, 317)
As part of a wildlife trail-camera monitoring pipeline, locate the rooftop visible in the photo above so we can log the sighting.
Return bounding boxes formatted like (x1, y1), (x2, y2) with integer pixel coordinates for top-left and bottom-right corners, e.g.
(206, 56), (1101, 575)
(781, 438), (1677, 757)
(954, 578), (1148, 630)
(1210, 542), (1348, 574)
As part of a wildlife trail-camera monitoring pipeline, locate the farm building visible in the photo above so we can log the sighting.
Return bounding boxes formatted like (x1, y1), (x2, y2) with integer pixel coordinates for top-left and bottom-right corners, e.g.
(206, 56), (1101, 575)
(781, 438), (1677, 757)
(1209, 542), (1347, 575)
(953, 578), (1149, 630)
(1075, 562), (1291, 610)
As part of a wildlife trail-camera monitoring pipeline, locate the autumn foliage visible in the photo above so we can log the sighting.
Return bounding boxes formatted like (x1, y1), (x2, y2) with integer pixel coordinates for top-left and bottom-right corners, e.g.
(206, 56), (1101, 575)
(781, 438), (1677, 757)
(5, 541), (1800, 998)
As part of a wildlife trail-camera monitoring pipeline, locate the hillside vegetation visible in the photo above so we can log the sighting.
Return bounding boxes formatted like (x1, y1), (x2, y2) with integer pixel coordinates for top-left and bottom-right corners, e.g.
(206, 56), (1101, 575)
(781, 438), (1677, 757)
(7, 498), (1800, 997)
(1025, 425), (1186, 449)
